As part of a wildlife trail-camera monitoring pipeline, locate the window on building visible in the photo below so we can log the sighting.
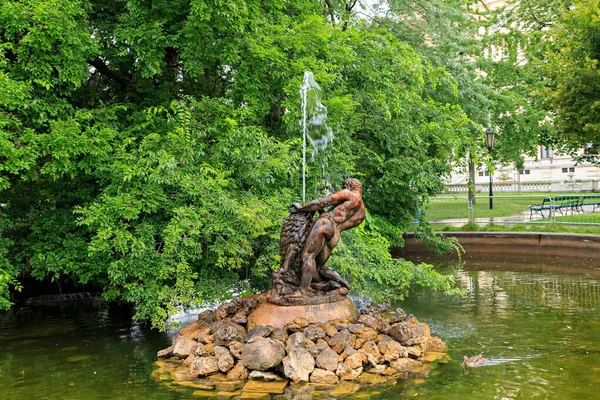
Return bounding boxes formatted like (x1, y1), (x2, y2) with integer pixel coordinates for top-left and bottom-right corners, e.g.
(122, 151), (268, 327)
(569, 167), (575, 173)
(562, 168), (568, 173)
(541, 145), (553, 159)
(519, 170), (530, 175)
(478, 171), (484, 176)
(525, 170), (530, 175)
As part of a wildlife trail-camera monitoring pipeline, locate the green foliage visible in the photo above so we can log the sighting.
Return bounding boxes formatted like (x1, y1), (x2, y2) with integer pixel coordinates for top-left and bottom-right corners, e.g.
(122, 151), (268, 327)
(329, 220), (463, 304)
(0, 0), (488, 328)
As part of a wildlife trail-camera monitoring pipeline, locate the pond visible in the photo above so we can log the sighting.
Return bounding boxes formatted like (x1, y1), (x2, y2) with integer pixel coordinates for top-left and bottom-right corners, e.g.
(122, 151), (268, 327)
(1, 256), (600, 399)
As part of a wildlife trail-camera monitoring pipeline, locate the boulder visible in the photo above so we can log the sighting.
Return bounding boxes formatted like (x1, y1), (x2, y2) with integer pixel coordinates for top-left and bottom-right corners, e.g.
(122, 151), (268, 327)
(405, 345), (424, 359)
(212, 321), (247, 346)
(315, 348), (338, 372)
(179, 320), (210, 341)
(269, 328), (288, 343)
(194, 343), (208, 357)
(344, 352), (365, 369)
(282, 348), (315, 382)
(246, 325), (274, 342)
(426, 336), (447, 352)
(348, 324), (365, 334)
(214, 346), (235, 373)
(157, 345), (173, 358)
(228, 341), (244, 359)
(308, 343), (328, 357)
(303, 325), (326, 341)
(172, 334), (199, 358)
(198, 309), (216, 323)
(231, 311), (248, 325)
(329, 329), (357, 353)
(378, 335), (406, 361)
(190, 356), (219, 377)
(389, 358), (422, 372)
(336, 363), (362, 381)
(360, 327), (378, 342)
(325, 325), (338, 337)
(286, 332), (307, 350)
(360, 341), (383, 363)
(226, 361), (250, 381)
(249, 371), (284, 381)
(357, 314), (378, 330)
(182, 354), (196, 367)
(241, 337), (286, 371)
(310, 368), (338, 384)
(386, 322), (426, 346)
(340, 344), (357, 360)
(215, 300), (239, 320)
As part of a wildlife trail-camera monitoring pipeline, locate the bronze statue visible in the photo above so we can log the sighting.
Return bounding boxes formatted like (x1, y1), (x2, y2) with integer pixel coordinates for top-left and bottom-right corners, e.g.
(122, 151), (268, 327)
(270, 178), (365, 305)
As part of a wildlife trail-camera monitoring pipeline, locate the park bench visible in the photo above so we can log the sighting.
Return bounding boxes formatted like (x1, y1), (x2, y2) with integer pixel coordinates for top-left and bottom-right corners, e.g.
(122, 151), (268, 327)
(529, 195), (583, 220)
(529, 197), (554, 220)
(582, 195), (600, 212)
(554, 195), (583, 215)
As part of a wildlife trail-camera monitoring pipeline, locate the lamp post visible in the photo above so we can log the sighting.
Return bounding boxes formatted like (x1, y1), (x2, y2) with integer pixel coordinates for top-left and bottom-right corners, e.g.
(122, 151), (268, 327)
(485, 129), (496, 209)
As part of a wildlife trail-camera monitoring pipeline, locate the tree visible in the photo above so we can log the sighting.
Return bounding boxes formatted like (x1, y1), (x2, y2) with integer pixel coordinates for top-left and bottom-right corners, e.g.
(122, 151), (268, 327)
(0, 0), (470, 328)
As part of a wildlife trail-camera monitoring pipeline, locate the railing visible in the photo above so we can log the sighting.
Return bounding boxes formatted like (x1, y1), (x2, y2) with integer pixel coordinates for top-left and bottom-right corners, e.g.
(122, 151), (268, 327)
(423, 194), (600, 226)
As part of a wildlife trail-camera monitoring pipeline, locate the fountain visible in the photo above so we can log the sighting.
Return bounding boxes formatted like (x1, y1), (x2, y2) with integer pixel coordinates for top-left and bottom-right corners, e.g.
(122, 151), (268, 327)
(152, 75), (447, 397)
(300, 71), (334, 203)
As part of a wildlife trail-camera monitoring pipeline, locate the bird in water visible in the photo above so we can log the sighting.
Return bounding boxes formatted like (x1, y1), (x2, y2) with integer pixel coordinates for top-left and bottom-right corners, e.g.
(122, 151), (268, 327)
(461, 354), (486, 374)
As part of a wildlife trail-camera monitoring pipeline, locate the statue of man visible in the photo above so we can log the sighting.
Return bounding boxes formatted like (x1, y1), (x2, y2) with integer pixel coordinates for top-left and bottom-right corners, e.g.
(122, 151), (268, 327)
(296, 178), (365, 294)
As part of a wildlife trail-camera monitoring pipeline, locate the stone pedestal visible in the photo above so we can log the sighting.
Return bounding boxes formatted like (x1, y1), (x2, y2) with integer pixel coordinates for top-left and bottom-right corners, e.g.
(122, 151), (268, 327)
(246, 297), (358, 330)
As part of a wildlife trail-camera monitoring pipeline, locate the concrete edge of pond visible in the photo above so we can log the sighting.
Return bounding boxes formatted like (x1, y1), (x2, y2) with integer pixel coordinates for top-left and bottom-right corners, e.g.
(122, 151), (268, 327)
(395, 231), (600, 260)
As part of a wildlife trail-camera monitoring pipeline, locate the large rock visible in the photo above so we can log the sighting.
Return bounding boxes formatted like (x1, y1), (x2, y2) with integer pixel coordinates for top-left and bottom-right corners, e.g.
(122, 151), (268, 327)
(378, 335), (407, 361)
(226, 360), (249, 381)
(241, 337), (285, 371)
(246, 325), (274, 342)
(212, 320), (247, 346)
(426, 336), (447, 352)
(310, 368), (338, 384)
(228, 341), (244, 359)
(214, 345), (235, 373)
(215, 300), (239, 320)
(282, 348), (315, 382)
(360, 341), (383, 364)
(308, 343), (328, 357)
(157, 345), (173, 358)
(360, 327), (378, 342)
(304, 325), (326, 341)
(328, 329), (357, 353)
(336, 363), (362, 381)
(286, 332), (307, 350)
(179, 320), (210, 341)
(190, 356), (219, 377)
(172, 334), (199, 358)
(340, 343), (357, 360)
(246, 298), (358, 330)
(386, 322), (426, 346)
(344, 352), (365, 369)
(315, 348), (338, 372)
(389, 358), (422, 372)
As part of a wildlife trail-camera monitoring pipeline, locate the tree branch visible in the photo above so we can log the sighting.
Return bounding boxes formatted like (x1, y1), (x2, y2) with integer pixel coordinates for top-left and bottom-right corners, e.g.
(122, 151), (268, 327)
(323, 0), (336, 23)
(88, 56), (133, 90)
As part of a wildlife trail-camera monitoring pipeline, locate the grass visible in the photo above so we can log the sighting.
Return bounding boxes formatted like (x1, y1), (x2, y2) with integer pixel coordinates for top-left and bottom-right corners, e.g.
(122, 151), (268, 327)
(424, 192), (589, 221)
(435, 222), (600, 235)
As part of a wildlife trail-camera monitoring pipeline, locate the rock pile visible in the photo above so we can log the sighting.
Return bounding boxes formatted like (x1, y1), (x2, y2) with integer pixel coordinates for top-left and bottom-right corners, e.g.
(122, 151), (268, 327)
(155, 294), (448, 397)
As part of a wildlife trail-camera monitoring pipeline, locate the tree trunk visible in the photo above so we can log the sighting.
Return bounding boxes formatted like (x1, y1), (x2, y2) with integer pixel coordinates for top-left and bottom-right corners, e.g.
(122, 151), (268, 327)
(468, 154), (476, 205)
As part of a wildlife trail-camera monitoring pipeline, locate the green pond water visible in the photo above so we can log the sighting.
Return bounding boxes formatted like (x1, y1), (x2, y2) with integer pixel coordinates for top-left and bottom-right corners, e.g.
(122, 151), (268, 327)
(2, 256), (600, 399)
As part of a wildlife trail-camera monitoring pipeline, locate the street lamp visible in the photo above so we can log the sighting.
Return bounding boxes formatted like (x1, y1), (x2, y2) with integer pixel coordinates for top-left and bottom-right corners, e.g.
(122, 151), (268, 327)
(485, 129), (495, 209)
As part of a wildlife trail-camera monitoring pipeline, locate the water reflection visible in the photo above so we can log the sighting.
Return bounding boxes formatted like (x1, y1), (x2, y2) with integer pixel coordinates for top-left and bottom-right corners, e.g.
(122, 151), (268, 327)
(2, 261), (600, 399)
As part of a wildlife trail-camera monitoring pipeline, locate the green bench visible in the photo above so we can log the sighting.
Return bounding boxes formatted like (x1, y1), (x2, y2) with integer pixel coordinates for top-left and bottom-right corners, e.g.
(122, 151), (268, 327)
(529, 195), (583, 220)
(529, 197), (554, 220)
(582, 195), (600, 212)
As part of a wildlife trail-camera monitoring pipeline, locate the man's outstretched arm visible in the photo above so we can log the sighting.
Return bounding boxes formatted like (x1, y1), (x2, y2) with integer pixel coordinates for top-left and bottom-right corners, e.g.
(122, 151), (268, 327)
(300, 190), (352, 212)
